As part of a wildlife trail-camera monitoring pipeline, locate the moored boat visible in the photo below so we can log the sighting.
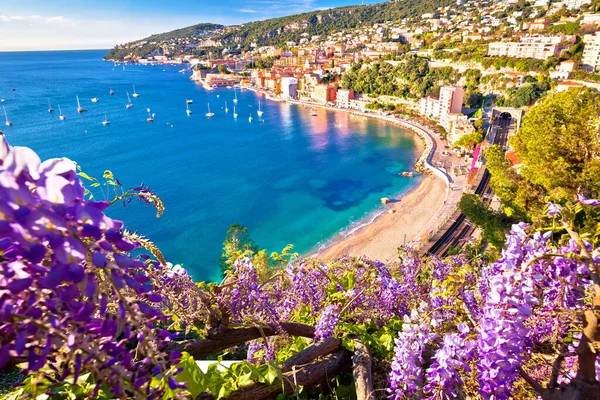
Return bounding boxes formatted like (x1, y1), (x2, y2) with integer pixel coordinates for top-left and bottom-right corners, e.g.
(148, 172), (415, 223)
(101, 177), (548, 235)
(76, 95), (86, 113)
(3, 105), (12, 126)
(58, 104), (65, 120)
(206, 103), (215, 118)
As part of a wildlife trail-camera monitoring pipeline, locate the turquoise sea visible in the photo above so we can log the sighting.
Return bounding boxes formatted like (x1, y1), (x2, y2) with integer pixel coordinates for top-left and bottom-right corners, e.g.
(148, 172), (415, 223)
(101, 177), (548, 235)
(0, 50), (421, 281)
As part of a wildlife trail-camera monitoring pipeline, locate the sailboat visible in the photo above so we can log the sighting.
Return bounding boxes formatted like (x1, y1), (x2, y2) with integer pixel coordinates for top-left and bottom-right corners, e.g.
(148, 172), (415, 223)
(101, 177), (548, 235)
(233, 105), (238, 119)
(76, 95), (86, 113)
(132, 85), (140, 97)
(0, 92), (4, 102)
(126, 91), (133, 109)
(248, 113), (253, 123)
(58, 104), (66, 120)
(225, 101), (229, 113)
(146, 109), (155, 123)
(109, 89), (115, 95)
(186, 102), (192, 115)
(91, 97), (99, 103)
(47, 98), (54, 113)
(257, 101), (264, 117)
(206, 103), (215, 118)
(186, 99), (193, 104)
(233, 90), (238, 104)
(102, 113), (110, 125)
(3, 105), (12, 126)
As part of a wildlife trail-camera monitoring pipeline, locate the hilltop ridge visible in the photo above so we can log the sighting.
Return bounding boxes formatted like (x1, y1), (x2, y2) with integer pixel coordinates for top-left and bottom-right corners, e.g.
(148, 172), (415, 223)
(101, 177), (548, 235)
(104, 0), (453, 60)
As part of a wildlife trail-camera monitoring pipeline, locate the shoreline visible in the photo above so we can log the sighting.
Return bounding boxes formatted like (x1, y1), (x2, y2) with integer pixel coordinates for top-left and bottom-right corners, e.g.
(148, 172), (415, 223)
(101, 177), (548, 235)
(201, 83), (456, 262)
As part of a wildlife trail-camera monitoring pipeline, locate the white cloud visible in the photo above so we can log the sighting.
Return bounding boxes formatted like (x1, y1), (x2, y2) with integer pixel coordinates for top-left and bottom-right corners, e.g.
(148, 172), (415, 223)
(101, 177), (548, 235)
(236, 8), (258, 13)
(0, 15), (70, 24)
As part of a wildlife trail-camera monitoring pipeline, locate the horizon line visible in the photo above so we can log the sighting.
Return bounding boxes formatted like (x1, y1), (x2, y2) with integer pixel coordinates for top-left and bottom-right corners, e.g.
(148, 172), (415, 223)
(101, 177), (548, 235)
(0, 48), (111, 53)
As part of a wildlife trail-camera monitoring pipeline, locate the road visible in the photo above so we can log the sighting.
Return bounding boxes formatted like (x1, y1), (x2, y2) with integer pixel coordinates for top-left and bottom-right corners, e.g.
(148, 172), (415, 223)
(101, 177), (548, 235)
(426, 113), (511, 257)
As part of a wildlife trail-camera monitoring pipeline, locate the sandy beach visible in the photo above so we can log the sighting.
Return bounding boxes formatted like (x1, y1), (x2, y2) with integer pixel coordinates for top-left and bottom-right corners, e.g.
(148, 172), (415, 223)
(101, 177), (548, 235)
(316, 174), (448, 262)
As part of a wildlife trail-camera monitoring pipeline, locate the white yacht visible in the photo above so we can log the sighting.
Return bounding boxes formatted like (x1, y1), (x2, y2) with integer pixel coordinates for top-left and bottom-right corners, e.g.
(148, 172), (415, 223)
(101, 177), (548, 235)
(126, 91), (133, 109)
(257, 101), (264, 117)
(48, 98), (54, 113)
(132, 85), (140, 97)
(206, 103), (215, 118)
(186, 102), (192, 115)
(58, 104), (66, 120)
(102, 113), (110, 125)
(3, 105), (12, 126)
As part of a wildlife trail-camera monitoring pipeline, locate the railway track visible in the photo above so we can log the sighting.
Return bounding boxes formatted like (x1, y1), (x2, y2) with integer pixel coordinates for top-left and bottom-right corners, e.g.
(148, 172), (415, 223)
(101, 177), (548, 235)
(426, 114), (510, 257)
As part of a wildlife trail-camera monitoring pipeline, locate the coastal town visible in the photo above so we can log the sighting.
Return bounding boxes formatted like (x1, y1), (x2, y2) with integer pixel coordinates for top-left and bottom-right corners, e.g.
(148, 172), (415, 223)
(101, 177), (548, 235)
(105, 0), (600, 257)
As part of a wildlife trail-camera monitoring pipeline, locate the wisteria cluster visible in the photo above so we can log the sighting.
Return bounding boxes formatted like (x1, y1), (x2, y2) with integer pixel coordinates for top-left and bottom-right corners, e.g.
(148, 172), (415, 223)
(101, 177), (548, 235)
(388, 308), (438, 399)
(423, 323), (475, 399)
(314, 304), (340, 341)
(0, 136), (184, 397)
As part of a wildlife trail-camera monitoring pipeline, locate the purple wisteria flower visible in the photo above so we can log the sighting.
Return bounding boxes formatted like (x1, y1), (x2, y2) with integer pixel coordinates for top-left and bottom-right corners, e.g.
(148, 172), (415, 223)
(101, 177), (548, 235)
(388, 309), (437, 399)
(546, 201), (561, 216)
(424, 323), (476, 399)
(578, 194), (600, 206)
(314, 304), (340, 341)
(0, 135), (177, 397)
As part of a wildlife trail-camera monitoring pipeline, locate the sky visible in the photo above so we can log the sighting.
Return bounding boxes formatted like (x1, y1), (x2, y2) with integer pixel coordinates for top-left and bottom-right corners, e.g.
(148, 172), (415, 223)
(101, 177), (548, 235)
(0, 0), (379, 51)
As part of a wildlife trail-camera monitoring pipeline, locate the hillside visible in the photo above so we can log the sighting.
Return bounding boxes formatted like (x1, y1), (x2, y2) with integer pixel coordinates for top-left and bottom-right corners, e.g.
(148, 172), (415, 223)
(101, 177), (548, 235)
(104, 0), (454, 60)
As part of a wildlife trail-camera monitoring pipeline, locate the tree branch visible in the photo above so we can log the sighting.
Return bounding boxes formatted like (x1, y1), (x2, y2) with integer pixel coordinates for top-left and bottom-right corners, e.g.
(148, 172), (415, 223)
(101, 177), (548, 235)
(519, 367), (545, 395)
(167, 323), (315, 359)
(281, 337), (341, 372)
(548, 346), (568, 389)
(350, 336), (374, 400)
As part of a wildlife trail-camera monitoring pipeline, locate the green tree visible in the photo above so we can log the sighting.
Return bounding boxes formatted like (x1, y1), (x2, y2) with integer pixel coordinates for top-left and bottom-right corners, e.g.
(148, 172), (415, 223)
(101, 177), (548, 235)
(219, 224), (259, 274)
(512, 88), (600, 200)
(218, 64), (230, 74)
(454, 132), (483, 150)
(459, 194), (512, 249)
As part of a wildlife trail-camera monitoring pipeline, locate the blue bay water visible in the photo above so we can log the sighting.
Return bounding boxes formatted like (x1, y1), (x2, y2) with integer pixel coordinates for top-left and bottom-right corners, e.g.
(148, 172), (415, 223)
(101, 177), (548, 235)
(0, 50), (421, 281)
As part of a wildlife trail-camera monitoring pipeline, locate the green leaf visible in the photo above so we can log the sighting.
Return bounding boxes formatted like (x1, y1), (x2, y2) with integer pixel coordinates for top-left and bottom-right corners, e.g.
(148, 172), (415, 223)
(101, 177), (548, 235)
(174, 353), (207, 398)
(265, 362), (282, 385)
(77, 172), (96, 181)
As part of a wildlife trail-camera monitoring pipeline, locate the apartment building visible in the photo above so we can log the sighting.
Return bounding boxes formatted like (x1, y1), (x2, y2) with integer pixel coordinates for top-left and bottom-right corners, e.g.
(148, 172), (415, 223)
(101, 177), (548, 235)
(488, 36), (575, 60)
(336, 89), (355, 108)
(582, 32), (600, 71)
(419, 85), (465, 130)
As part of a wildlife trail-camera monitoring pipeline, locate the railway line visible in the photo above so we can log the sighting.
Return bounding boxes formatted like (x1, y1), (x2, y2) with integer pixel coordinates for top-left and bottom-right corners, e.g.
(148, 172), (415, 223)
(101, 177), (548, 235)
(426, 113), (511, 257)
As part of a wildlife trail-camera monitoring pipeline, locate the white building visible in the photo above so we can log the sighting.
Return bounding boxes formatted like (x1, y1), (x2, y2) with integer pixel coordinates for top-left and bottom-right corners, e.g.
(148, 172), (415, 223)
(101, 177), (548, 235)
(419, 85), (465, 130)
(561, 0), (592, 10)
(439, 86), (465, 130)
(582, 32), (600, 71)
(488, 36), (575, 60)
(280, 77), (298, 99)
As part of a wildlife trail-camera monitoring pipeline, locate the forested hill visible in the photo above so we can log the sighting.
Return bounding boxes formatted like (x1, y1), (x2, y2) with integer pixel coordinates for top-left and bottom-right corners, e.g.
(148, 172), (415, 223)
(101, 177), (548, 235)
(104, 0), (453, 60)
(213, 0), (453, 49)
(144, 23), (225, 42)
